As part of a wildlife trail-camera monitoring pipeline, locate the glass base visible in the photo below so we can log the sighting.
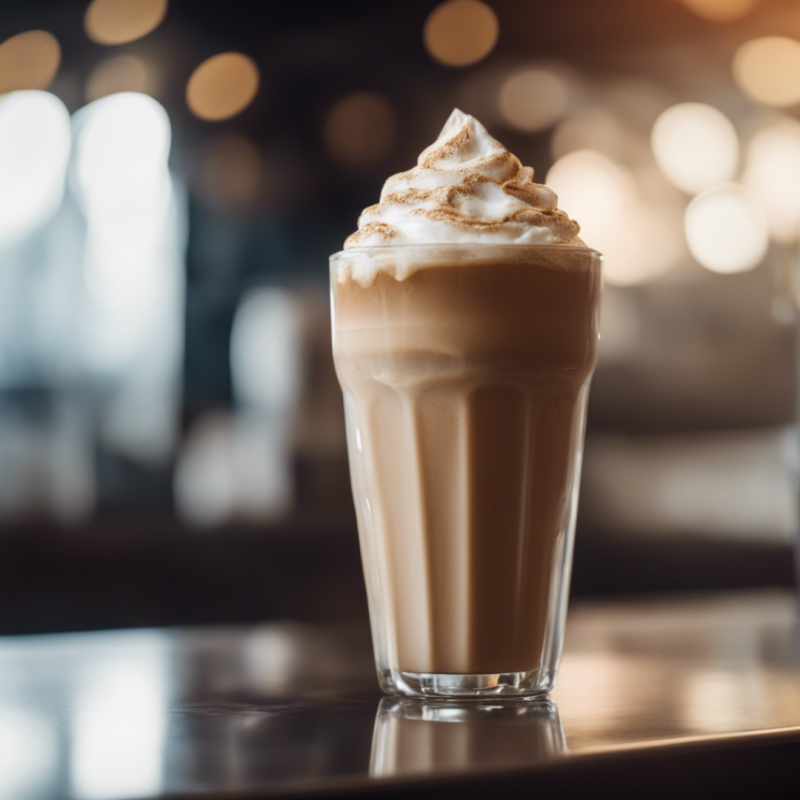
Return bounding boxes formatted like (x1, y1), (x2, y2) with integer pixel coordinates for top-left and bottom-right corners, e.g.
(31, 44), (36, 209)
(379, 668), (554, 699)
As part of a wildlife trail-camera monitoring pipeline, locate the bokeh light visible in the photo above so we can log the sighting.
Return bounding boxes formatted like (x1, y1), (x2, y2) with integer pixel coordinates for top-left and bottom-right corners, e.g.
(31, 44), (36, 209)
(174, 413), (293, 527)
(195, 133), (264, 211)
(733, 37), (800, 108)
(71, 92), (183, 461)
(547, 150), (680, 285)
(186, 52), (260, 121)
(324, 92), (396, 168)
(0, 709), (58, 799)
(85, 55), (157, 103)
(73, 93), (170, 197)
(597, 289), (644, 362)
(744, 119), (800, 243)
(72, 92), (173, 319)
(84, 0), (168, 46)
(71, 638), (169, 800)
(230, 289), (304, 413)
(651, 103), (739, 195)
(601, 78), (674, 135)
(626, 202), (686, 285)
(684, 184), (769, 274)
(681, 0), (758, 22)
(498, 67), (570, 133)
(423, 0), (499, 68)
(547, 150), (636, 260)
(0, 91), (71, 251)
(0, 31), (61, 94)
(454, 64), (509, 126)
(551, 106), (628, 161)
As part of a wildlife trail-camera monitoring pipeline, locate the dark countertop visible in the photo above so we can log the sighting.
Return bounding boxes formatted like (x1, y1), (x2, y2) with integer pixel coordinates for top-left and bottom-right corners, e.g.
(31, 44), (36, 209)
(1, 591), (799, 799)
(1, 520), (794, 636)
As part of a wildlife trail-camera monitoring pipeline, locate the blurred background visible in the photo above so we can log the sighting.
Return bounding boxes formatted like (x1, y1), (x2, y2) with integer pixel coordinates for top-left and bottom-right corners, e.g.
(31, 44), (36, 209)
(0, 0), (798, 635)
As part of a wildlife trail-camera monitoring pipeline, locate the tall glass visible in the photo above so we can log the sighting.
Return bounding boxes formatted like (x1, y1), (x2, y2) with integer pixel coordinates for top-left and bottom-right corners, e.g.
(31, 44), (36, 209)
(331, 244), (602, 697)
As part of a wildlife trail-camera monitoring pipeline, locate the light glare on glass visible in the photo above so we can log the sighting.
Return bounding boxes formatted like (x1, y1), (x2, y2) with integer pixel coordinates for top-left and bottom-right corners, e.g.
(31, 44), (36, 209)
(684, 184), (769, 274)
(0, 31), (61, 94)
(733, 37), (800, 108)
(651, 103), (739, 195)
(186, 52), (260, 121)
(424, 0), (499, 68)
(84, 0), (168, 45)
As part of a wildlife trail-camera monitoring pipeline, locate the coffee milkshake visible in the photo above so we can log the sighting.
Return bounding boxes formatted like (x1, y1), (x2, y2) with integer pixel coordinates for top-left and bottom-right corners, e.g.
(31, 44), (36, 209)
(331, 110), (601, 697)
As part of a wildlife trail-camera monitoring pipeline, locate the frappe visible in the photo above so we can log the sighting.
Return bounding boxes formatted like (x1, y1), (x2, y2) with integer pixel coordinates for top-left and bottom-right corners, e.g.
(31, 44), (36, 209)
(331, 110), (602, 697)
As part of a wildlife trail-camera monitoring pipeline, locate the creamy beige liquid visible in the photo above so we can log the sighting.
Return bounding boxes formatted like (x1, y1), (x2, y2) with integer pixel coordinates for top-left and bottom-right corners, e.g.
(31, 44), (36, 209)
(333, 253), (601, 675)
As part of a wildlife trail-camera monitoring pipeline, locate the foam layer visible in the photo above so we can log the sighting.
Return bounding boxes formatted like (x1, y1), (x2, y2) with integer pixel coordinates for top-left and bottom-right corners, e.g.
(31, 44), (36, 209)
(343, 109), (582, 250)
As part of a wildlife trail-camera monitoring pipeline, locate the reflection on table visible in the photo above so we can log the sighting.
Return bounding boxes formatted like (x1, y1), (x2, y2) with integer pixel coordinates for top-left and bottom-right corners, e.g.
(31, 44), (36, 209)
(371, 698), (564, 777)
(0, 592), (798, 799)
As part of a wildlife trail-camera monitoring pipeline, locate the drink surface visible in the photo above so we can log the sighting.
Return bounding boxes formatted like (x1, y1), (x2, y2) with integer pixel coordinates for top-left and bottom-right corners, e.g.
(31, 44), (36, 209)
(332, 252), (601, 675)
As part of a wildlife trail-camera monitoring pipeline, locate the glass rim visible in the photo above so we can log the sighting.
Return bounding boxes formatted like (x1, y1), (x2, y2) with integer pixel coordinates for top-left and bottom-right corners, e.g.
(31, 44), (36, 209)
(330, 243), (603, 261)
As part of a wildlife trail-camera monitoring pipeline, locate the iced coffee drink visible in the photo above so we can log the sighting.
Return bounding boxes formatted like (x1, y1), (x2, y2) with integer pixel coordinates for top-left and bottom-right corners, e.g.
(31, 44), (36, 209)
(331, 110), (602, 697)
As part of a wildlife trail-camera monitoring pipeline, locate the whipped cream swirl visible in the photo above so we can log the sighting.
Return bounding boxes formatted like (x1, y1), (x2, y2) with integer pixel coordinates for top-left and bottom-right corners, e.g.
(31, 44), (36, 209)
(344, 109), (582, 249)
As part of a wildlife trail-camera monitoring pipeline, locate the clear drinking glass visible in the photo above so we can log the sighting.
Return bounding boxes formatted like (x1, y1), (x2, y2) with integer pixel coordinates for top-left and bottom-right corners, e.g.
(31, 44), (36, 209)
(331, 244), (602, 698)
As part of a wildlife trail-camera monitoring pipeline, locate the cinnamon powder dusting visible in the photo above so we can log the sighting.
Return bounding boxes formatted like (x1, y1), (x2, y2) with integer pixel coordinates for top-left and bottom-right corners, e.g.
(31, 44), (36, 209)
(343, 109), (584, 250)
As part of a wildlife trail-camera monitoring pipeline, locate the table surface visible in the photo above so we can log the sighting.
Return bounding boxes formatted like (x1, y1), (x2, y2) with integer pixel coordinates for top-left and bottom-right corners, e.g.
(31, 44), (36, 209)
(2, 590), (800, 799)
